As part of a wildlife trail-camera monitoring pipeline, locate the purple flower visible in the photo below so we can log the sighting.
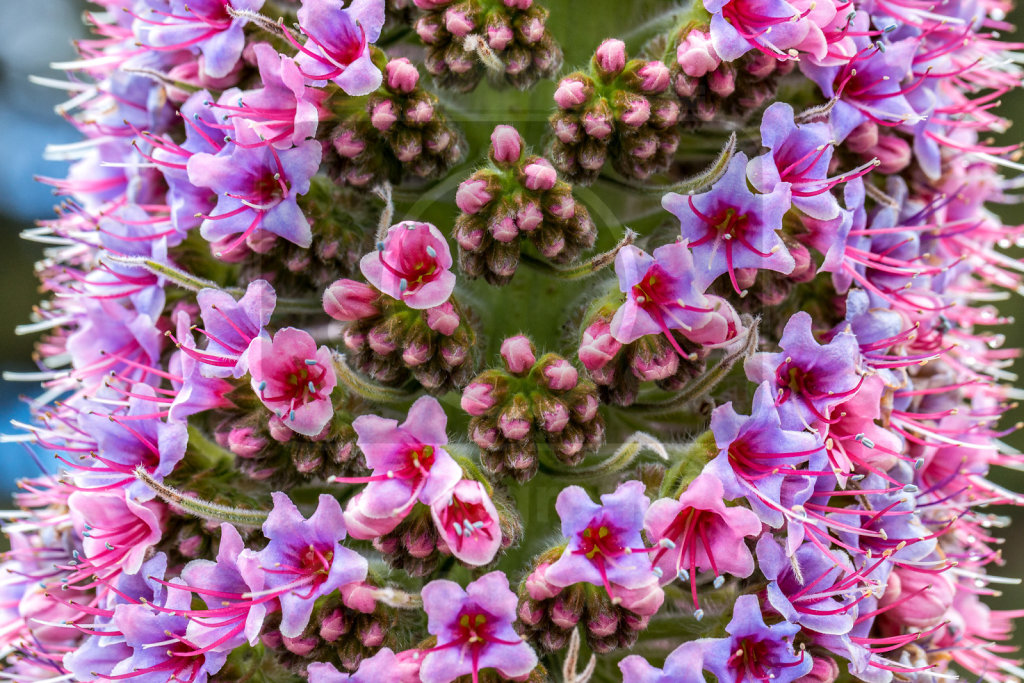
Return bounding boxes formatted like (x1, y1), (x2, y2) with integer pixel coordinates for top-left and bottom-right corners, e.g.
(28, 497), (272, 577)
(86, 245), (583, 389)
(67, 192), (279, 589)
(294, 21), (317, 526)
(181, 523), (266, 651)
(343, 396), (462, 530)
(191, 280), (276, 379)
(703, 594), (812, 683)
(112, 581), (229, 683)
(757, 536), (862, 635)
(228, 43), (323, 148)
(662, 153), (795, 294)
(704, 381), (827, 528)
(644, 473), (762, 603)
(359, 221), (457, 309)
(545, 481), (663, 602)
(168, 311), (233, 421)
(188, 139), (322, 252)
(706, 0), (833, 62)
(292, 0), (385, 96)
(747, 102), (842, 221)
(609, 243), (713, 358)
(800, 15), (921, 140)
(420, 571), (538, 683)
(255, 493), (368, 638)
(431, 479), (502, 567)
(248, 327), (337, 437)
(133, 0), (264, 78)
(619, 641), (706, 683)
(745, 311), (863, 430)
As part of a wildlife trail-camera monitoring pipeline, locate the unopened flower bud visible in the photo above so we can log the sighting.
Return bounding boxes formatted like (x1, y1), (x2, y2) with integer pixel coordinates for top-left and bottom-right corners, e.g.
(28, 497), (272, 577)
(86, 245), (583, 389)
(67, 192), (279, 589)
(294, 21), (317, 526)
(554, 78), (588, 109)
(595, 39), (627, 74)
(491, 125), (524, 164)
(456, 178), (493, 214)
(282, 634), (318, 656)
(500, 335), (537, 373)
(227, 427), (266, 458)
(542, 358), (579, 391)
(795, 655), (841, 683)
(462, 382), (498, 415)
(516, 200), (543, 231)
(845, 121), (879, 154)
(386, 57), (420, 93)
(619, 96), (651, 128)
(677, 31), (720, 77)
(523, 159), (558, 191)
(491, 214), (519, 242)
(324, 279), (380, 321)
(425, 302), (460, 335)
(371, 100), (398, 132)
(319, 609), (347, 642)
(708, 65), (736, 97)
(487, 22), (515, 50)
(444, 7), (474, 36)
(874, 133), (912, 174)
(583, 107), (614, 139)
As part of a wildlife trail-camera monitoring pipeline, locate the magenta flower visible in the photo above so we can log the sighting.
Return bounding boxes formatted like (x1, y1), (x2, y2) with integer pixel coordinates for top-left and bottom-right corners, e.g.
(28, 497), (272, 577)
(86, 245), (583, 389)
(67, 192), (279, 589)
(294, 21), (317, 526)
(178, 280), (275, 380)
(609, 243), (713, 358)
(747, 102), (842, 221)
(227, 43), (324, 148)
(247, 327), (338, 437)
(68, 491), (166, 577)
(420, 572), (538, 683)
(702, 594), (812, 683)
(255, 493), (368, 638)
(342, 396), (462, 526)
(132, 0), (265, 78)
(181, 524), (266, 651)
(545, 481), (664, 602)
(644, 473), (762, 609)
(745, 311), (863, 430)
(662, 153), (795, 294)
(704, 381), (827, 528)
(188, 139), (322, 252)
(292, 0), (385, 95)
(359, 221), (457, 309)
(431, 479), (502, 566)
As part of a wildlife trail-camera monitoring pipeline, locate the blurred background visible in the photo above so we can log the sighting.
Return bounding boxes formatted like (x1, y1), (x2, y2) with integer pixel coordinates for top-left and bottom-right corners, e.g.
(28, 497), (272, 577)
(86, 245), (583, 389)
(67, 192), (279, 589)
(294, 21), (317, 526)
(0, 0), (1021, 650)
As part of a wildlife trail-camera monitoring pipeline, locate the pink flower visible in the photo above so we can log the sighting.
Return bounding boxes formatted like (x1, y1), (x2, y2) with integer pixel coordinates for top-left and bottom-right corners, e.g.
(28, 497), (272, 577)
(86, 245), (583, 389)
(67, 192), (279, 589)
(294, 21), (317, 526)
(431, 479), (502, 566)
(359, 221), (456, 309)
(342, 396), (462, 526)
(247, 327), (338, 437)
(644, 473), (762, 612)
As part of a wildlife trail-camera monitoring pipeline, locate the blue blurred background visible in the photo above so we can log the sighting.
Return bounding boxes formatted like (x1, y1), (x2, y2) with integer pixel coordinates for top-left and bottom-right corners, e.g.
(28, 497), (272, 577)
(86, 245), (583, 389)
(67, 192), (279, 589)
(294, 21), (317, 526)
(0, 0), (1021, 648)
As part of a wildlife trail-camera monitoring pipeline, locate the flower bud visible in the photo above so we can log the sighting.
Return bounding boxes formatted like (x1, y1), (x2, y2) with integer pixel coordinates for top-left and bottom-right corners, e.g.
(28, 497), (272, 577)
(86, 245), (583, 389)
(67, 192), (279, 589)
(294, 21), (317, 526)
(324, 279), (380, 321)
(676, 31), (720, 77)
(461, 382), (498, 415)
(578, 320), (621, 371)
(456, 178), (493, 214)
(227, 426), (266, 459)
(371, 100), (398, 132)
(500, 335), (537, 373)
(845, 121), (879, 154)
(491, 125), (523, 164)
(516, 200), (543, 232)
(619, 96), (651, 128)
(444, 7), (474, 36)
(595, 39), (627, 74)
(282, 634), (318, 656)
(583, 107), (614, 139)
(319, 609), (347, 642)
(425, 302), (460, 335)
(542, 358), (579, 391)
(538, 398), (570, 433)
(488, 22), (515, 50)
(636, 61), (670, 93)
(523, 159), (558, 191)
(490, 214), (519, 242)
(386, 58), (420, 93)
(795, 655), (841, 683)
(708, 65), (736, 97)
(520, 16), (545, 43)
(554, 78), (588, 109)
(874, 133), (912, 174)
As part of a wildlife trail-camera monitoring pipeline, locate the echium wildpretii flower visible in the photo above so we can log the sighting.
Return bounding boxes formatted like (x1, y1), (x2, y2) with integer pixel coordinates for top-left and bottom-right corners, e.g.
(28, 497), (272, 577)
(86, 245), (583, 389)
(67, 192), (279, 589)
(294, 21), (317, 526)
(6, 0), (1024, 680)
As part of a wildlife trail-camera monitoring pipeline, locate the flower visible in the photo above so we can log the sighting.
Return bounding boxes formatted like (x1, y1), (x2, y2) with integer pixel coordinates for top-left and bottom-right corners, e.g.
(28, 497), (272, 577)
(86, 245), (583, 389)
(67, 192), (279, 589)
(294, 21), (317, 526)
(619, 641), (706, 683)
(420, 571), (538, 683)
(292, 0), (385, 95)
(342, 396), (462, 531)
(662, 153), (795, 294)
(359, 221), (457, 309)
(248, 327), (338, 436)
(545, 481), (663, 602)
(644, 472), (762, 610)
(703, 594), (812, 683)
(255, 493), (368, 638)
(430, 479), (502, 566)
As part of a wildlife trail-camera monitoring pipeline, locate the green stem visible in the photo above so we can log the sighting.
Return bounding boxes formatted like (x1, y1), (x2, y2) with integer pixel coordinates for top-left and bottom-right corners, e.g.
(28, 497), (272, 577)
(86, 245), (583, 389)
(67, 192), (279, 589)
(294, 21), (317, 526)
(134, 466), (269, 527)
(520, 229), (636, 280)
(332, 352), (417, 404)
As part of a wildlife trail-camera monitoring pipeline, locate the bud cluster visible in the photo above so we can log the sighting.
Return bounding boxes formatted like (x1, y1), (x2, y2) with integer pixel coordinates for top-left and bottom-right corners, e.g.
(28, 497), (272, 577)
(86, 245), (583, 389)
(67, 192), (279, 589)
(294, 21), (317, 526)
(411, 0), (564, 91)
(329, 56), (465, 187)
(454, 125), (597, 284)
(461, 335), (603, 482)
(672, 28), (795, 124)
(548, 39), (681, 184)
(325, 279), (477, 393)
